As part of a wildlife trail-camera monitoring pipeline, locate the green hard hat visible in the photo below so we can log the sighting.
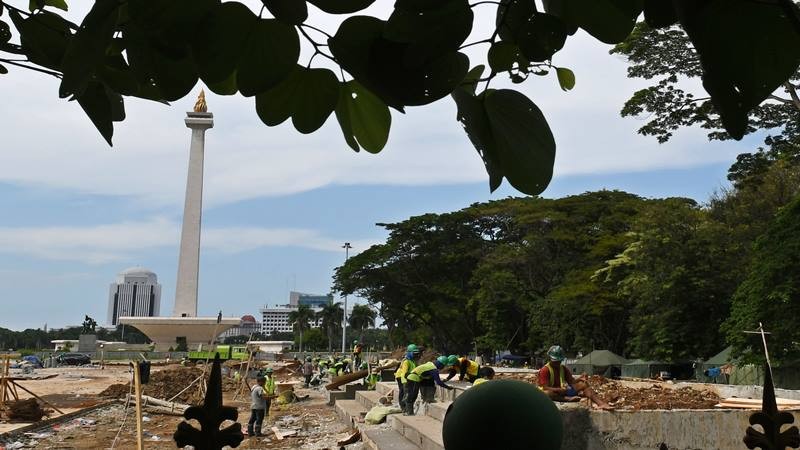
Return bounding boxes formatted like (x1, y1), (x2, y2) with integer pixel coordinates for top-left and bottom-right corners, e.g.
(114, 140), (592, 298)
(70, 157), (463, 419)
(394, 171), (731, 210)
(264, 367), (273, 374)
(306, 356), (312, 362)
(406, 344), (419, 353)
(547, 345), (566, 362)
(353, 340), (359, 344)
(436, 355), (449, 366)
(447, 355), (459, 366)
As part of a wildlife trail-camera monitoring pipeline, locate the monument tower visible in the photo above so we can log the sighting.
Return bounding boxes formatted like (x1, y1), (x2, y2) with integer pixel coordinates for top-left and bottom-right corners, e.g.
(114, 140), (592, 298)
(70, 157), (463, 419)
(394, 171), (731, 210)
(120, 92), (239, 349)
(174, 90), (212, 317)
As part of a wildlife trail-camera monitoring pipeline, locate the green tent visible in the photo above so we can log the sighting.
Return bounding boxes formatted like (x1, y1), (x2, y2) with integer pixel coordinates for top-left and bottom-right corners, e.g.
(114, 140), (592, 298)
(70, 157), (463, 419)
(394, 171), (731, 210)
(696, 346), (733, 383)
(568, 350), (628, 376)
(621, 359), (670, 379)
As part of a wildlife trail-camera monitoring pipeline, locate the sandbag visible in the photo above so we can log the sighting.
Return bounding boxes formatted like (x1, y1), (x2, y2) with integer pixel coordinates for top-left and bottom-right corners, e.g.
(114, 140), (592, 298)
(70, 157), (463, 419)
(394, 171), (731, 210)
(364, 405), (402, 424)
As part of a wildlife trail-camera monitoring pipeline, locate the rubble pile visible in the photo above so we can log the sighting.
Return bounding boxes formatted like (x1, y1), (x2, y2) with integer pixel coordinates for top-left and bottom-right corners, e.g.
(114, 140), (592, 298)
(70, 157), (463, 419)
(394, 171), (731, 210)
(100, 366), (243, 404)
(4, 399), (51, 422)
(495, 372), (538, 383)
(595, 380), (720, 410)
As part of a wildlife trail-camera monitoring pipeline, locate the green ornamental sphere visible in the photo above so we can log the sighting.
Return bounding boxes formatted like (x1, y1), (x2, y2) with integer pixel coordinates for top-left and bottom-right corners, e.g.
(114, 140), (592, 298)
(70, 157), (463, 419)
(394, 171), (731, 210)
(442, 380), (562, 450)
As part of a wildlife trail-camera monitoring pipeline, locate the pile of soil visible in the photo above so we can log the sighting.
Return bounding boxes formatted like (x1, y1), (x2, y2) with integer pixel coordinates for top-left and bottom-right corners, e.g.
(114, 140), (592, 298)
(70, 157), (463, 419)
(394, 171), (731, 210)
(388, 347), (437, 364)
(494, 373), (720, 410)
(99, 366), (245, 404)
(591, 377), (720, 410)
(4, 398), (51, 422)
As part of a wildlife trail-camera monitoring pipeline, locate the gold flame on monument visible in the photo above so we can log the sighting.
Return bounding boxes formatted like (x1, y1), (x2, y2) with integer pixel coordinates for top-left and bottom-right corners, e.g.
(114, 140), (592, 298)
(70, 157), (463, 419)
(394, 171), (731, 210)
(193, 89), (207, 113)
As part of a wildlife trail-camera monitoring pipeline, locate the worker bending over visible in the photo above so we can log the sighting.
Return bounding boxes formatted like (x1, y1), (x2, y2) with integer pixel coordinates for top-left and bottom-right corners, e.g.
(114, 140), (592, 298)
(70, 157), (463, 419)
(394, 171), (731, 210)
(472, 367), (495, 386)
(445, 356), (481, 383)
(394, 344), (421, 410)
(538, 345), (613, 410)
(403, 355), (458, 415)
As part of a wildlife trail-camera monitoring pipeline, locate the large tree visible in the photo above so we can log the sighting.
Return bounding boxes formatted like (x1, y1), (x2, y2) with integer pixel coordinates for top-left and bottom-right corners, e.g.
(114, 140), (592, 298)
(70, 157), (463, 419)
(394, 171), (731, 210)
(1, 0), (798, 195)
(723, 196), (800, 363)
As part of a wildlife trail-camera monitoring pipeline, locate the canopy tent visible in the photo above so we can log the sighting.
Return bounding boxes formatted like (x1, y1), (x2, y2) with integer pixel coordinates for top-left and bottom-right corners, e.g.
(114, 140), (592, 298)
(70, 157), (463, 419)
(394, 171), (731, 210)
(621, 359), (670, 379)
(568, 350), (628, 376)
(695, 346), (733, 383)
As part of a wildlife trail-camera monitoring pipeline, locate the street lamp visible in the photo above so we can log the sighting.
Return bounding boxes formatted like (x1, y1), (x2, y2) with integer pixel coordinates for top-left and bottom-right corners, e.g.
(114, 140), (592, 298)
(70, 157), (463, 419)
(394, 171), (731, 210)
(341, 242), (352, 354)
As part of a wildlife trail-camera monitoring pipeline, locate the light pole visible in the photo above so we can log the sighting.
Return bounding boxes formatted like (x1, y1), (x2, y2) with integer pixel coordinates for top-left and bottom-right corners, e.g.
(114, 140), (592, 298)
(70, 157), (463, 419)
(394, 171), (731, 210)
(341, 242), (352, 354)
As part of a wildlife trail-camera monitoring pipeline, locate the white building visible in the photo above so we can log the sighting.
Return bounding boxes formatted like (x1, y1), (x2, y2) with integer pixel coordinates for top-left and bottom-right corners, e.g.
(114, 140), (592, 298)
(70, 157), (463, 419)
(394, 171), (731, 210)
(108, 267), (162, 326)
(260, 306), (323, 335)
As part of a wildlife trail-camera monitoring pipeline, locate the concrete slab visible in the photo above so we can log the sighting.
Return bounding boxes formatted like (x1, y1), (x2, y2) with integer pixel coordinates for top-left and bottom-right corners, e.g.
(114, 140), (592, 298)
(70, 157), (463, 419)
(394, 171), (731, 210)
(335, 399), (367, 426)
(424, 402), (450, 422)
(327, 389), (350, 406)
(389, 414), (444, 450)
(356, 390), (385, 410)
(363, 427), (421, 450)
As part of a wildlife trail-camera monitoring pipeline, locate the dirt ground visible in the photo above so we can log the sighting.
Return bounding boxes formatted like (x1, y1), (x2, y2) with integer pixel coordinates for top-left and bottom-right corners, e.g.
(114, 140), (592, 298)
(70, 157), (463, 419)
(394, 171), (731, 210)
(0, 364), (355, 449)
(494, 372), (721, 410)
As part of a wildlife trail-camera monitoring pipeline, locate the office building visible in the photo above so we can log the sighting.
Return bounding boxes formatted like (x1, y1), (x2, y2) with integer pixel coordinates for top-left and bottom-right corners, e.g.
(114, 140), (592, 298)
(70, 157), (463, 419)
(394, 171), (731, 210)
(107, 267), (162, 326)
(289, 291), (333, 308)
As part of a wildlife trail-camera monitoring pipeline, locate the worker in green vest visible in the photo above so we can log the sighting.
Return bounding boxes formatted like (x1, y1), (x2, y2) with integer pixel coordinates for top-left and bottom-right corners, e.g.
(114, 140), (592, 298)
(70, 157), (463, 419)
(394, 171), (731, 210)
(537, 345), (613, 410)
(403, 354), (458, 415)
(394, 344), (421, 409)
(247, 368), (276, 437)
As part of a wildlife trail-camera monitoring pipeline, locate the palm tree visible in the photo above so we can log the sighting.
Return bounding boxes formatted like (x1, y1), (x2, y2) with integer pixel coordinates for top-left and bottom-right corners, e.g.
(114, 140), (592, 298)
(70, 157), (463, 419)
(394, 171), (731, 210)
(287, 305), (315, 354)
(316, 302), (343, 352)
(348, 304), (377, 341)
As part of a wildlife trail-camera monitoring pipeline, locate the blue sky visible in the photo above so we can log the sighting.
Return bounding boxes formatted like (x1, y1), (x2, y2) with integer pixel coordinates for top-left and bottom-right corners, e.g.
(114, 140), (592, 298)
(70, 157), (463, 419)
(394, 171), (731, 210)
(0, 1), (761, 330)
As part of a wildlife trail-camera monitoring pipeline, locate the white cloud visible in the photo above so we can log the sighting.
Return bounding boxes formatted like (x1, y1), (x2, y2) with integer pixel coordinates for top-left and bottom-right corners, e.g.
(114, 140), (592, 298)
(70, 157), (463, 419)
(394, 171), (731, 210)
(0, 3), (752, 209)
(0, 219), (374, 264)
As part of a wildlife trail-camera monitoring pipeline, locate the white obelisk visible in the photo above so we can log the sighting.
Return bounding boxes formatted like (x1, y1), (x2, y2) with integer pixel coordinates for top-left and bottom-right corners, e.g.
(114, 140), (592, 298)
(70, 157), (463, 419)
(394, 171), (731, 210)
(173, 90), (213, 317)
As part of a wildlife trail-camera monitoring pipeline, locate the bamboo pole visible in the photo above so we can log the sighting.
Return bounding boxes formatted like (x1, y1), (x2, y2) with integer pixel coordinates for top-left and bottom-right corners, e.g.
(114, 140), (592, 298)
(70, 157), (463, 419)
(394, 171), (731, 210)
(133, 361), (144, 450)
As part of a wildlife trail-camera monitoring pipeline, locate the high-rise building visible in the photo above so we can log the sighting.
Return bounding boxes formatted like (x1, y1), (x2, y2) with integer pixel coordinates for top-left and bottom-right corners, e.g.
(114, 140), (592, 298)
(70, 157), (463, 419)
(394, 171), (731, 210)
(289, 291), (333, 309)
(108, 267), (162, 326)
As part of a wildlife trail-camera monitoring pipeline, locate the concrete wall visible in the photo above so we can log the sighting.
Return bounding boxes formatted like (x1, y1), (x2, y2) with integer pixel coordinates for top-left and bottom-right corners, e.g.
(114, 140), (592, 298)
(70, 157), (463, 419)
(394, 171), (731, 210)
(561, 408), (800, 450)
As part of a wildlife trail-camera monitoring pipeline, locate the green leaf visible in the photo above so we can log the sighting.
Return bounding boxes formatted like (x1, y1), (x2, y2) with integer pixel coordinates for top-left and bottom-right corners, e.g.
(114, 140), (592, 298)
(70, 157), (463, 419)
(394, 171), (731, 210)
(123, 24), (198, 101)
(262, 0), (308, 25)
(544, 0), (642, 44)
(206, 71), (238, 96)
(96, 54), (138, 96)
(335, 81), (391, 153)
(452, 87), (503, 191)
(0, 62), (7, 74)
(462, 64), (485, 94)
(28, 0), (45, 12)
(384, 0), (473, 65)
(555, 67), (575, 91)
(307, 0), (375, 14)
(488, 41), (523, 73)
(59, 0), (119, 98)
(0, 20), (10, 44)
(255, 65), (339, 133)
(517, 12), (567, 62)
(45, 0), (68, 11)
(192, 2), (255, 85)
(675, 0), (800, 139)
(76, 81), (125, 146)
(484, 89), (555, 195)
(10, 10), (71, 70)
(237, 18), (299, 97)
(643, 0), (676, 28)
(496, 0), (536, 43)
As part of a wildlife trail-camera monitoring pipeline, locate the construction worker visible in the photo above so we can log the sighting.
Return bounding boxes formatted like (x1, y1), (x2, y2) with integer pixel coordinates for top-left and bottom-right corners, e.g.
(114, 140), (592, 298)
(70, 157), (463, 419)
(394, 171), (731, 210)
(341, 357), (353, 374)
(403, 355), (458, 415)
(472, 367), (495, 387)
(247, 369), (276, 437)
(538, 345), (613, 410)
(445, 356), (481, 383)
(352, 340), (363, 369)
(394, 344), (421, 410)
(302, 356), (314, 387)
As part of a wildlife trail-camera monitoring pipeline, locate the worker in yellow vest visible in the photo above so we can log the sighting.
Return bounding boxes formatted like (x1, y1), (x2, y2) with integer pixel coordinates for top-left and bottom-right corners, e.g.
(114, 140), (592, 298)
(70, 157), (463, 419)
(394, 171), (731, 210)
(394, 344), (421, 410)
(403, 355), (457, 415)
(538, 345), (613, 410)
(445, 356), (481, 383)
(471, 367), (495, 387)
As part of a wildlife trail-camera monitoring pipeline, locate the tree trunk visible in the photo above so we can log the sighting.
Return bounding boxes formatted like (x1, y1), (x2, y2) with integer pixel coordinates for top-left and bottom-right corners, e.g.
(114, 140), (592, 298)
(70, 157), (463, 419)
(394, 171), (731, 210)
(299, 328), (303, 354)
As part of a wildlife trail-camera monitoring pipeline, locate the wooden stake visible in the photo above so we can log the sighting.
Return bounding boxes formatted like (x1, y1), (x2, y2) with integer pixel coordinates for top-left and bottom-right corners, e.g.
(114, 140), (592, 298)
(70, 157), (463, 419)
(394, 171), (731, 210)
(133, 361), (144, 450)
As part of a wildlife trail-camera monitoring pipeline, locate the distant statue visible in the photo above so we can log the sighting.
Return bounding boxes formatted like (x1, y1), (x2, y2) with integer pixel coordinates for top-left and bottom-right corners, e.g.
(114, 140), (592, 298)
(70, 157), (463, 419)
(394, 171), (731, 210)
(193, 89), (207, 113)
(82, 315), (97, 334)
